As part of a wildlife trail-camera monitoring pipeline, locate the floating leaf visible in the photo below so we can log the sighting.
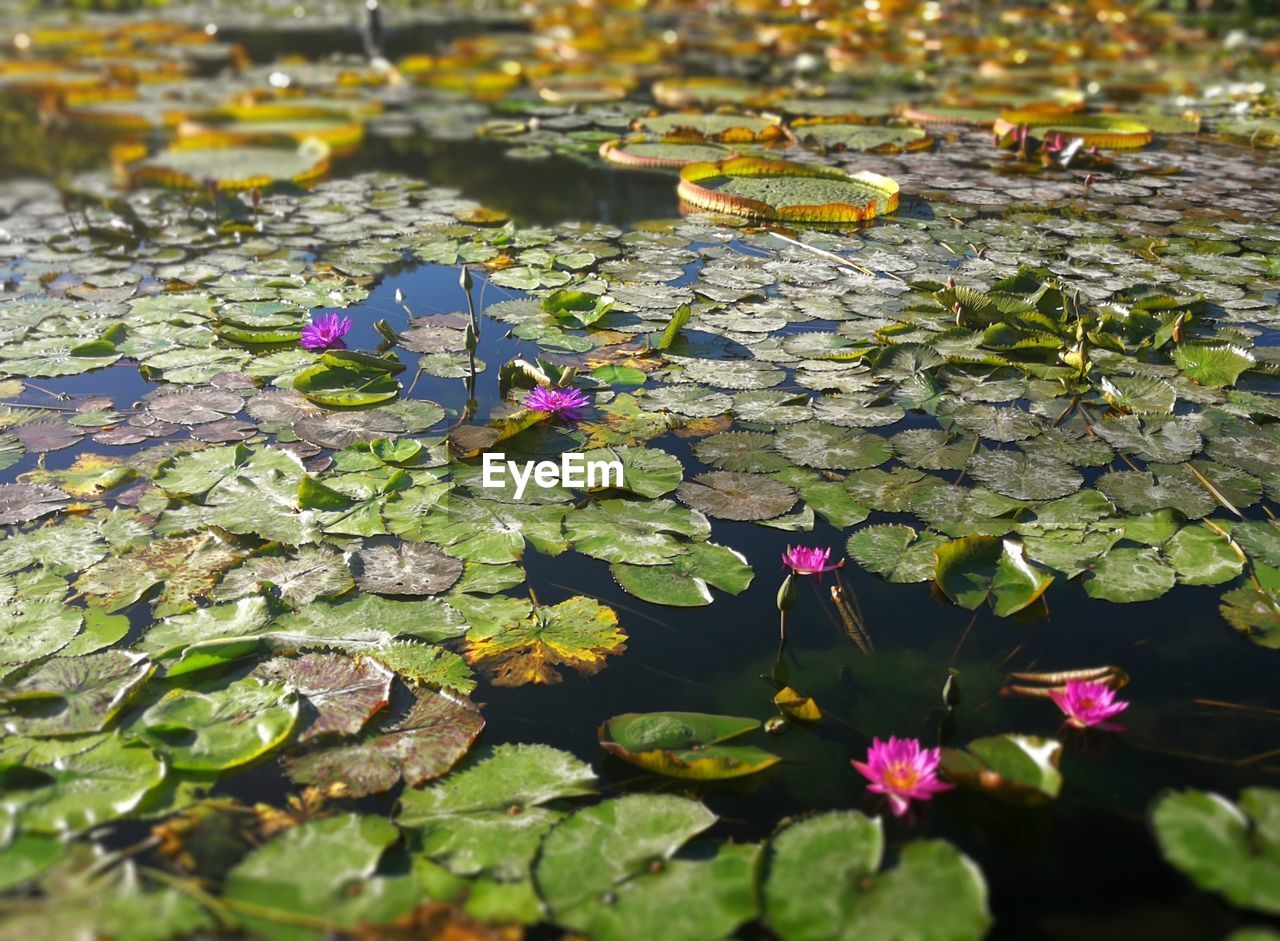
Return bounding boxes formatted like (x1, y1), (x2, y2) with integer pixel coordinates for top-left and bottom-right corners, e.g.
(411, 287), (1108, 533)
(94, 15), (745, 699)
(764, 811), (992, 941)
(941, 734), (1063, 804)
(847, 524), (948, 583)
(935, 536), (1054, 615)
(0, 734), (167, 834)
(129, 676), (298, 772)
(536, 795), (756, 941)
(255, 653), (393, 744)
(1151, 788), (1280, 914)
(677, 471), (797, 521)
(599, 711), (780, 780)
(464, 595), (626, 687)
(1, 651), (153, 737)
(678, 157), (899, 223)
(350, 541), (464, 596)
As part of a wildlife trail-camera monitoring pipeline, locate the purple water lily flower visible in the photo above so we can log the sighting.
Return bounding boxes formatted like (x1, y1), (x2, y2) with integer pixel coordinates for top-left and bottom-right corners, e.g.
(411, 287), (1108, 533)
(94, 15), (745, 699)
(853, 736), (954, 818)
(300, 312), (352, 350)
(1050, 679), (1129, 731)
(523, 386), (590, 422)
(782, 545), (842, 578)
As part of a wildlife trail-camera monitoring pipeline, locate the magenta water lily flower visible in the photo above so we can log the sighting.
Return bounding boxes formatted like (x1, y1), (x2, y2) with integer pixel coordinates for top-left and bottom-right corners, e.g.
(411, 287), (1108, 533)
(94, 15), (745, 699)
(523, 386), (590, 422)
(782, 545), (841, 577)
(300, 312), (352, 350)
(853, 736), (954, 818)
(1050, 679), (1129, 731)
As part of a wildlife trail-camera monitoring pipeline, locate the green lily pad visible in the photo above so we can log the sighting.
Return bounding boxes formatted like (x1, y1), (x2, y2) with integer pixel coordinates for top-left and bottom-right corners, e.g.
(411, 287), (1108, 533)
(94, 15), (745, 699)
(763, 811), (992, 941)
(130, 676), (298, 772)
(940, 734), (1064, 804)
(935, 536), (1054, 615)
(1151, 787), (1280, 914)
(599, 711), (780, 780)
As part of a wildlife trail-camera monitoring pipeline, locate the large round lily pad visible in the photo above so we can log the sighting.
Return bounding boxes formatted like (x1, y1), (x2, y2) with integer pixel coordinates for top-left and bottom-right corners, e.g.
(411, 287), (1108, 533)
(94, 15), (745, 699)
(677, 157), (899, 223)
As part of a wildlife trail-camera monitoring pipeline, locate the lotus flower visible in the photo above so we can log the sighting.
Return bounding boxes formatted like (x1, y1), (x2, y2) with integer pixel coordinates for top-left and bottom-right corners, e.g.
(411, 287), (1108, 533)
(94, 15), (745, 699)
(1050, 679), (1129, 731)
(300, 312), (352, 350)
(523, 386), (590, 422)
(782, 545), (841, 577)
(852, 736), (954, 817)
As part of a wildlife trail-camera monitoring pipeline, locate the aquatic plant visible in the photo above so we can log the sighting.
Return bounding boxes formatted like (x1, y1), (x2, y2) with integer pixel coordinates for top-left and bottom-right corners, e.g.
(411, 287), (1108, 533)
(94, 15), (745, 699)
(782, 545), (841, 577)
(523, 385), (590, 422)
(299, 312), (353, 350)
(1050, 679), (1130, 730)
(853, 736), (954, 817)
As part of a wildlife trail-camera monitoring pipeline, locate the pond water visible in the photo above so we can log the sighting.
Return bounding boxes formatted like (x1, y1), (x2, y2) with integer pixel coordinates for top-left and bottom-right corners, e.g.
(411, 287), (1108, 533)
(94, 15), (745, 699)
(0, 4), (1278, 941)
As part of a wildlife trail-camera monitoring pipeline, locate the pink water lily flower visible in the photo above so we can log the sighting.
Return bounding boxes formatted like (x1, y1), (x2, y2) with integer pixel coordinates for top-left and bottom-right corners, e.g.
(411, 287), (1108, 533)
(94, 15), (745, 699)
(523, 386), (590, 422)
(1050, 679), (1129, 731)
(300, 312), (352, 350)
(853, 736), (954, 817)
(782, 545), (841, 577)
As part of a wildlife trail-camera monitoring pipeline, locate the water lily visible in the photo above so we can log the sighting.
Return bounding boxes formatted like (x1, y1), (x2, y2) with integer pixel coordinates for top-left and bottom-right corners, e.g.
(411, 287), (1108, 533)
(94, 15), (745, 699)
(853, 736), (954, 817)
(1050, 679), (1129, 731)
(300, 312), (352, 350)
(523, 386), (590, 422)
(782, 545), (841, 577)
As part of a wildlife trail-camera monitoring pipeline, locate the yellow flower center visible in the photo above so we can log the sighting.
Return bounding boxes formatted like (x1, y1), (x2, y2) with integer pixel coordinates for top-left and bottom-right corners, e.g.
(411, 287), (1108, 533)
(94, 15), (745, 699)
(882, 761), (920, 791)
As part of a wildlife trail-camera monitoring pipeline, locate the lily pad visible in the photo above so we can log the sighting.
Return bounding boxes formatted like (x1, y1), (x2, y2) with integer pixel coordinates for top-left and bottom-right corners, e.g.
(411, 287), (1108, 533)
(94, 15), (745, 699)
(599, 711), (780, 780)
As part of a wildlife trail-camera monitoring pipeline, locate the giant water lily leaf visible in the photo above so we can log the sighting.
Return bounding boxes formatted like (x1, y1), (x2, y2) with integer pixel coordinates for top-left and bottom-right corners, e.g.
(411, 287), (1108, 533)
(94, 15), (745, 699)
(565, 498), (710, 565)
(132, 143), (331, 190)
(255, 653), (393, 744)
(940, 735), (1063, 804)
(130, 676), (298, 772)
(536, 795), (756, 941)
(350, 541), (464, 596)
(0, 651), (154, 737)
(0, 734), (167, 834)
(678, 157), (898, 223)
(763, 811), (992, 941)
(935, 536), (1054, 615)
(599, 711), (780, 780)
(464, 595), (626, 686)
(677, 471), (797, 521)
(224, 814), (423, 941)
(1151, 788), (1280, 914)
(846, 524), (948, 583)
(610, 541), (753, 606)
(283, 688), (483, 796)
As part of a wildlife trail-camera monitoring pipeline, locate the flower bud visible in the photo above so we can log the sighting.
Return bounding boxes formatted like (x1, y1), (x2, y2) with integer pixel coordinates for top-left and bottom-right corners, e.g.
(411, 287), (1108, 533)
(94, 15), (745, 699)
(776, 573), (797, 612)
